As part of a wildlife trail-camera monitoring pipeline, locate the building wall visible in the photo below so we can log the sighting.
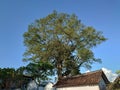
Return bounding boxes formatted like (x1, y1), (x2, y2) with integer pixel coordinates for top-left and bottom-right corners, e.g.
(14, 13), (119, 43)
(99, 78), (106, 90)
(27, 80), (44, 90)
(44, 82), (53, 90)
(56, 85), (100, 90)
(27, 80), (38, 90)
(38, 87), (44, 90)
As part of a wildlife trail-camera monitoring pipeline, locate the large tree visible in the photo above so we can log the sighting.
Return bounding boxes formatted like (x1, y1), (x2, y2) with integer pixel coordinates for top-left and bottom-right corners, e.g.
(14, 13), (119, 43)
(23, 11), (106, 79)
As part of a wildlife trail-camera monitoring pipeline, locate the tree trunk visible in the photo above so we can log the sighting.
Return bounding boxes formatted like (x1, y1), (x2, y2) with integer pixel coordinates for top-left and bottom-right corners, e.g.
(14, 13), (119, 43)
(57, 64), (62, 80)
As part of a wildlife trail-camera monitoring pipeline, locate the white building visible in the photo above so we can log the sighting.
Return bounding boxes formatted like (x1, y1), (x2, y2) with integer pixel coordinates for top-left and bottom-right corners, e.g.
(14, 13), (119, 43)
(54, 70), (109, 90)
(27, 80), (54, 90)
(44, 82), (54, 90)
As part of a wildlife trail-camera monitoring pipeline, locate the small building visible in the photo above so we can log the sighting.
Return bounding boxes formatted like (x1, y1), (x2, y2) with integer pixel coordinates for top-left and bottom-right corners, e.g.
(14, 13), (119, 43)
(54, 70), (109, 90)
(44, 82), (54, 90)
(27, 80), (54, 90)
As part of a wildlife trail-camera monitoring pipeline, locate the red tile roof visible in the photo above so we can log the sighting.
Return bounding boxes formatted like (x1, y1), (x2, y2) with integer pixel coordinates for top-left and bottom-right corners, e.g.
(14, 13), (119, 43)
(54, 70), (109, 88)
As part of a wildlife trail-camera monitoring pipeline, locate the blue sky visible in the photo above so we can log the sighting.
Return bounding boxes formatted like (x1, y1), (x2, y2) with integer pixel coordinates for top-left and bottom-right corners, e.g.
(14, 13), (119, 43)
(0, 0), (120, 73)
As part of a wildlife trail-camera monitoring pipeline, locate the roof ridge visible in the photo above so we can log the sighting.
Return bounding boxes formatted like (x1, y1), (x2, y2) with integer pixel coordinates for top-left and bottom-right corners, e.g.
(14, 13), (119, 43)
(84, 69), (103, 74)
(70, 69), (103, 78)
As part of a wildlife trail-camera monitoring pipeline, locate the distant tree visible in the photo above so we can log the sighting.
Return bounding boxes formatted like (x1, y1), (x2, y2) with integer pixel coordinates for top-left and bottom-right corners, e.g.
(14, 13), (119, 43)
(107, 77), (120, 90)
(0, 67), (31, 89)
(25, 62), (53, 90)
(107, 70), (120, 90)
(16, 66), (30, 89)
(116, 70), (120, 75)
(113, 76), (120, 89)
(25, 61), (53, 81)
(0, 68), (16, 89)
(23, 11), (106, 79)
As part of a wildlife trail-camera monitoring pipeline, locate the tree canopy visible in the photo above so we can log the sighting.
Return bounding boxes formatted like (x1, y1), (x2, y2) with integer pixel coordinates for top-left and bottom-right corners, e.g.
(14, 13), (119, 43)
(23, 11), (106, 79)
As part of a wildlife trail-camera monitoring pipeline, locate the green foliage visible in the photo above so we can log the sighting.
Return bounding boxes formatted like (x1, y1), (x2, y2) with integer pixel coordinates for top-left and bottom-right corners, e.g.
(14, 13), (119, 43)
(0, 67), (30, 89)
(0, 68), (16, 89)
(107, 75), (120, 90)
(110, 70), (120, 90)
(116, 70), (120, 75)
(25, 61), (54, 85)
(26, 61), (54, 80)
(23, 11), (106, 79)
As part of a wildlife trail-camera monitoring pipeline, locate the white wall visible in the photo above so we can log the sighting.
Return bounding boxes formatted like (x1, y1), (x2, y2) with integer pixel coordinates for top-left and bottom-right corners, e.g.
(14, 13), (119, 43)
(56, 85), (100, 90)
(38, 86), (44, 90)
(27, 80), (55, 90)
(44, 82), (54, 90)
(27, 80), (38, 90)
(27, 80), (45, 90)
(99, 78), (106, 90)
